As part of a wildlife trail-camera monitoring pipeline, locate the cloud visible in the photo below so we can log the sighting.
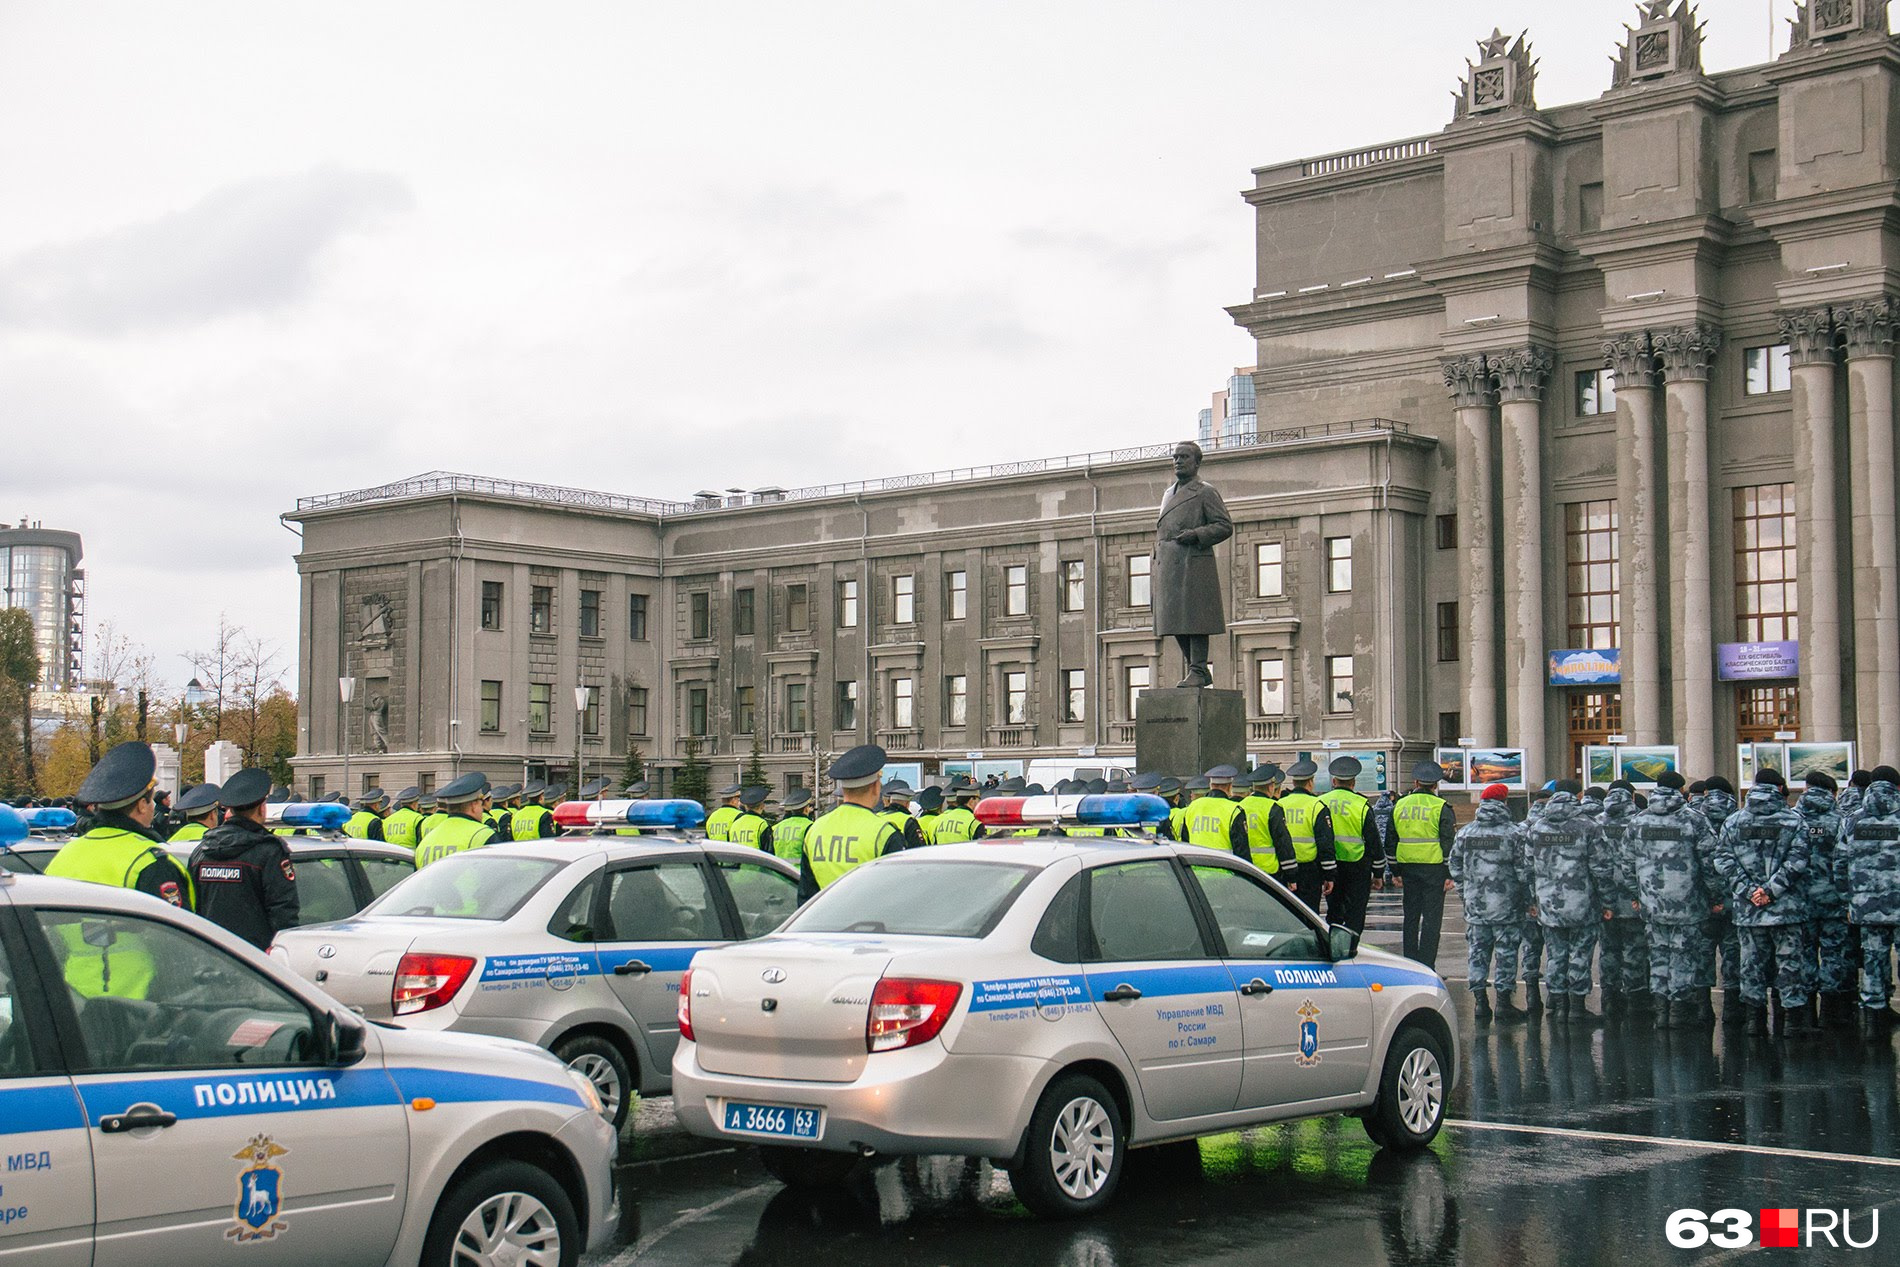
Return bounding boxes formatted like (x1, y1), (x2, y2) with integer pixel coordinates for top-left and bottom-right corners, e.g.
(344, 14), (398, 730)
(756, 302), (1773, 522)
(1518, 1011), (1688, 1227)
(0, 165), (412, 333)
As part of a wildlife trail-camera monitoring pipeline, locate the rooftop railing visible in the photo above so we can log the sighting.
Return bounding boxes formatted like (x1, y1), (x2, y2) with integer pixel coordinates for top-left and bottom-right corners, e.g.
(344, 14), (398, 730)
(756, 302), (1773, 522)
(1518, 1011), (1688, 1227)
(1299, 135), (1437, 178)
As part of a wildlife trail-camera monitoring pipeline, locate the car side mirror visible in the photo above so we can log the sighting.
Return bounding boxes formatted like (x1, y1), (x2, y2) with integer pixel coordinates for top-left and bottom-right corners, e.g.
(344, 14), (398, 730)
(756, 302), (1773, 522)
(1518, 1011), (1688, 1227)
(1327, 925), (1360, 962)
(328, 1012), (368, 1067)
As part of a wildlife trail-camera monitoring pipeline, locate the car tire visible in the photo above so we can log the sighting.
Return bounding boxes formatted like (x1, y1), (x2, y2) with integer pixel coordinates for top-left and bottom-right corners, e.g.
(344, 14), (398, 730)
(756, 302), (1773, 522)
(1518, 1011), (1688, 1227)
(1008, 1073), (1125, 1219)
(421, 1158), (580, 1267)
(555, 1034), (633, 1130)
(757, 1144), (861, 1188)
(1363, 1025), (1447, 1151)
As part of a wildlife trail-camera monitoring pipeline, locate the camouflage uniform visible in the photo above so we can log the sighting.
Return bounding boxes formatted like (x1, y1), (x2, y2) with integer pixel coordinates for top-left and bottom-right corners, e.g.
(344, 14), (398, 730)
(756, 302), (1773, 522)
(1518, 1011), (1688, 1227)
(1596, 787), (1650, 1001)
(1368, 791), (1397, 884)
(1630, 785), (1716, 1005)
(1512, 798), (1548, 992)
(1449, 800), (1528, 993)
(1836, 781), (1900, 1010)
(1793, 786), (1853, 1004)
(1525, 792), (1605, 1001)
(1694, 788), (1743, 992)
(1711, 785), (1813, 1014)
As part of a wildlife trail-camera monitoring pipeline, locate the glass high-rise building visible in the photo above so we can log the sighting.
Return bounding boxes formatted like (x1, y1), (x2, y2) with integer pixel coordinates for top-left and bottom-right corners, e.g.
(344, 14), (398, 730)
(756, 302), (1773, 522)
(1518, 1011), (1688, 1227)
(0, 525), (84, 689)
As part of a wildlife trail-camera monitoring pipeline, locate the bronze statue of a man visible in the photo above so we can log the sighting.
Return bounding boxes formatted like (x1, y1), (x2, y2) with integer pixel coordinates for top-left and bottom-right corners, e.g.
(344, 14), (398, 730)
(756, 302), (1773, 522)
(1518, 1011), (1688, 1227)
(1154, 441), (1233, 687)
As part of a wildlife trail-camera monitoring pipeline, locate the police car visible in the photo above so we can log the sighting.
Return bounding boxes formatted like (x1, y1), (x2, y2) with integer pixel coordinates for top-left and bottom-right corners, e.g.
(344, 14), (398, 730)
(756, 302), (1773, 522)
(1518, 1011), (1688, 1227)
(272, 799), (800, 1129)
(0, 865), (616, 1266)
(671, 792), (1458, 1218)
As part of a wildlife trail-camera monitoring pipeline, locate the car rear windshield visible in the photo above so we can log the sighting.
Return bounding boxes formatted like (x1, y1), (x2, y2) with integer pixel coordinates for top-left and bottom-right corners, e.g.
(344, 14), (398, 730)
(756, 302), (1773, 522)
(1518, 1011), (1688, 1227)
(788, 861), (1035, 938)
(363, 855), (563, 921)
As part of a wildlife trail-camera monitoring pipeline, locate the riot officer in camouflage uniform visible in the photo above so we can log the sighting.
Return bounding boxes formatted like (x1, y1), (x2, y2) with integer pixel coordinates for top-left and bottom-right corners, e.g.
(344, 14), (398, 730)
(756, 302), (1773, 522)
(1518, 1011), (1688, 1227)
(1794, 771), (1854, 1027)
(1595, 780), (1651, 1017)
(1631, 771), (1716, 1028)
(1448, 783), (1528, 1022)
(1512, 788), (1553, 1012)
(1525, 781), (1608, 1023)
(1840, 770), (1872, 820)
(1711, 768), (1814, 1036)
(1837, 766), (1900, 1036)
(1693, 776), (1744, 1013)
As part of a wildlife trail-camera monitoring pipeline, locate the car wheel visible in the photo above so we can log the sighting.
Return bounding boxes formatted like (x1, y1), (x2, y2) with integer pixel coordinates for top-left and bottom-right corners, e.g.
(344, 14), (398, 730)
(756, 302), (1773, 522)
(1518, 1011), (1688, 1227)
(555, 1034), (631, 1130)
(1364, 1026), (1447, 1151)
(422, 1158), (579, 1267)
(757, 1144), (861, 1188)
(1008, 1073), (1125, 1219)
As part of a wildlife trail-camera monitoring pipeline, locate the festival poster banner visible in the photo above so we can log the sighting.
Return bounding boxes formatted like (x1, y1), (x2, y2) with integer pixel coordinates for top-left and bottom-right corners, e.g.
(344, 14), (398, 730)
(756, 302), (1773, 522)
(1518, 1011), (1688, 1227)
(1615, 745), (1680, 787)
(1434, 747), (1469, 789)
(1716, 641), (1799, 682)
(1786, 742), (1854, 787)
(1466, 749), (1526, 791)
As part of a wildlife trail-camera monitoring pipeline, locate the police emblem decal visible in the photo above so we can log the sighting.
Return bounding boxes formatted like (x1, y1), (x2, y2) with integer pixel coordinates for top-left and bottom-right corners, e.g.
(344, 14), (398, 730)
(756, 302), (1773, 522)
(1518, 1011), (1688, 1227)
(227, 1134), (291, 1242)
(1295, 999), (1322, 1068)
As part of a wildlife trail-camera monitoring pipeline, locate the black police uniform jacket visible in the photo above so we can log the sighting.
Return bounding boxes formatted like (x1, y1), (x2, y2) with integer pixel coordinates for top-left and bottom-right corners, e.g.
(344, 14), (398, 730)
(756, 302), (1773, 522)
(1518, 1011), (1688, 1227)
(189, 818), (302, 949)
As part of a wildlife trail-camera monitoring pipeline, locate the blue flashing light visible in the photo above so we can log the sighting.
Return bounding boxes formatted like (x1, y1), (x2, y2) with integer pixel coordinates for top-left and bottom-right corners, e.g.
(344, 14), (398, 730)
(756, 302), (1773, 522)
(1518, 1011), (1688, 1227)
(21, 808), (77, 832)
(1076, 793), (1170, 826)
(267, 802), (352, 832)
(975, 792), (1170, 828)
(0, 805), (24, 846)
(553, 798), (708, 831)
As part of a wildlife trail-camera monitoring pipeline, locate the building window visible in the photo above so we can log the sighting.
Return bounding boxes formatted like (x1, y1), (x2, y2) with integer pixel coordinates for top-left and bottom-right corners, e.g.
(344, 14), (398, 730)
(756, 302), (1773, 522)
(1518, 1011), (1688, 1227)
(480, 581), (503, 631)
(1438, 712), (1461, 748)
(1253, 542), (1284, 597)
(837, 578), (859, 628)
(1435, 514), (1458, 550)
(1004, 670), (1028, 725)
(480, 680), (502, 733)
(1004, 565), (1028, 617)
(892, 574), (915, 625)
(579, 589), (601, 638)
(1128, 555), (1152, 608)
(1738, 684), (1800, 742)
(1436, 602), (1460, 662)
(785, 682), (809, 732)
(629, 686), (649, 736)
(529, 682), (552, 733)
(1578, 180), (1604, 234)
(688, 688), (708, 737)
(1325, 656), (1354, 714)
(1567, 691), (1624, 775)
(1747, 149), (1778, 203)
(310, 775), (325, 800)
(417, 772), (435, 795)
(1125, 664), (1151, 718)
(945, 675), (967, 728)
(892, 677), (914, 728)
(1576, 367), (1617, 417)
(1744, 344), (1792, 396)
(1564, 500), (1621, 649)
(1257, 658), (1286, 716)
(628, 593), (649, 641)
(530, 585), (553, 635)
(582, 685), (600, 736)
(734, 588), (755, 637)
(836, 680), (858, 730)
(1735, 483), (1799, 642)
(1061, 669), (1086, 723)
(786, 583), (810, 632)
(689, 592), (711, 641)
(945, 570), (967, 620)
(1062, 560), (1085, 612)
(1325, 537), (1353, 593)
(735, 686), (756, 734)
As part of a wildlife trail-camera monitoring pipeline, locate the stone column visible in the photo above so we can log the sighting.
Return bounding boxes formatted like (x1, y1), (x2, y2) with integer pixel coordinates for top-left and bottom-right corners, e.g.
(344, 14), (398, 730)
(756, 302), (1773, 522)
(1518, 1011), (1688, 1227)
(1492, 346), (1553, 785)
(1444, 354), (1499, 743)
(1654, 324), (1723, 777)
(1840, 297), (1900, 759)
(1605, 333), (1665, 744)
(1784, 307), (1845, 739)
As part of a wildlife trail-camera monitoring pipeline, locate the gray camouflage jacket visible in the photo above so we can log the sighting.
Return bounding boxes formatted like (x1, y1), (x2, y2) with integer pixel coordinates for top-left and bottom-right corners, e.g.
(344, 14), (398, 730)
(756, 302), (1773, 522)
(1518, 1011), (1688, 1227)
(1525, 792), (1606, 928)
(1837, 781), (1900, 925)
(1449, 801), (1529, 925)
(1596, 788), (1644, 919)
(1630, 787), (1716, 925)
(1711, 786), (1809, 927)
(1794, 787), (1846, 918)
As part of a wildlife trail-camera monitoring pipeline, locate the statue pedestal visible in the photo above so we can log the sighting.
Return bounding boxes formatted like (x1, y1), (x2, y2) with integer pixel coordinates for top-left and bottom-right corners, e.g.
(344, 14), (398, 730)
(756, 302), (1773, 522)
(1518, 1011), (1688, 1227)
(1136, 688), (1246, 777)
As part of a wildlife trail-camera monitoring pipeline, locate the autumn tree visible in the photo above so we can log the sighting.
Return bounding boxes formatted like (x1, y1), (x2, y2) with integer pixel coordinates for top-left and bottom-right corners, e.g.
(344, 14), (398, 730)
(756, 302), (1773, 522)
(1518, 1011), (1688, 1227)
(0, 609), (41, 797)
(185, 613), (241, 739)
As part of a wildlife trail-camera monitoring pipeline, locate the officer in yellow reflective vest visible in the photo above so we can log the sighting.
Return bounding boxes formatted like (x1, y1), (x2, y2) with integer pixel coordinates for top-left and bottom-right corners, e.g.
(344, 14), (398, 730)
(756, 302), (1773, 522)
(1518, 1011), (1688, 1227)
(880, 781), (928, 848)
(800, 745), (903, 900)
(1161, 777), (1189, 841)
(914, 786), (944, 844)
(382, 786), (424, 850)
(727, 786), (776, 851)
(417, 793), (447, 841)
(772, 788), (814, 862)
(1393, 761), (1458, 967)
(1277, 760), (1337, 913)
(344, 789), (389, 841)
(1185, 766), (1251, 859)
(484, 784), (518, 838)
(705, 785), (744, 842)
(1238, 765), (1295, 873)
(510, 781), (557, 841)
(1319, 756), (1381, 933)
(931, 779), (984, 843)
(415, 773), (497, 868)
(167, 782), (223, 845)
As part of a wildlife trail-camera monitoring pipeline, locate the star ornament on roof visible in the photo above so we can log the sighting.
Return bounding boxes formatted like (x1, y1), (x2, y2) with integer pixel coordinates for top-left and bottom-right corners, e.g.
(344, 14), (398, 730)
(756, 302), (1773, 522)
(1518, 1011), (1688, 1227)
(1478, 27), (1513, 59)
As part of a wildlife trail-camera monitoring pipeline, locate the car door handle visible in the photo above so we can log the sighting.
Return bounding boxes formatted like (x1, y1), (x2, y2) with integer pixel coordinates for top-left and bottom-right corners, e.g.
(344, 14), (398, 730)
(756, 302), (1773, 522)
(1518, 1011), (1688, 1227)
(1240, 979), (1274, 997)
(613, 960), (653, 976)
(99, 1108), (177, 1134)
(1101, 985), (1142, 1002)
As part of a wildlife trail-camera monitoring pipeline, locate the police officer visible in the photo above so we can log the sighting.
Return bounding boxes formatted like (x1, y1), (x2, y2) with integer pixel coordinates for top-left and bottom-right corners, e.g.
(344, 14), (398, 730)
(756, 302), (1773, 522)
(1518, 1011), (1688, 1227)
(932, 779), (984, 844)
(773, 788), (815, 862)
(1841, 769), (1873, 819)
(1278, 761), (1337, 911)
(880, 781), (928, 849)
(1512, 786), (1553, 1011)
(800, 745), (903, 901)
(383, 786), (424, 850)
(417, 793), (447, 841)
(1837, 766), (1900, 1035)
(1631, 771), (1717, 1028)
(1795, 770), (1854, 1027)
(1183, 766), (1251, 860)
(46, 741), (193, 914)
(727, 786), (775, 851)
(167, 782), (223, 844)
(1162, 776), (1190, 842)
(580, 777), (611, 802)
(1525, 780), (1609, 1024)
(345, 789), (389, 841)
(510, 781), (557, 841)
(1711, 768), (1814, 1036)
(1239, 766), (1294, 877)
(416, 773), (498, 867)
(1393, 762), (1456, 969)
(915, 786), (945, 844)
(1368, 786), (1398, 890)
(189, 768), (301, 950)
(484, 784), (516, 836)
(1695, 775), (1744, 1012)
(1449, 782), (1528, 1022)
(1320, 757), (1375, 932)
(149, 787), (177, 840)
(705, 785), (745, 842)
(1596, 780), (1651, 1017)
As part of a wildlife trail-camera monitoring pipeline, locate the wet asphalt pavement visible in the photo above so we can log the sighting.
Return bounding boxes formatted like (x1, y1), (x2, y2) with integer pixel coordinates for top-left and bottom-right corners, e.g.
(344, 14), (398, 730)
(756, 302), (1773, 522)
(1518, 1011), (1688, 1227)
(582, 892), (1900, 1265)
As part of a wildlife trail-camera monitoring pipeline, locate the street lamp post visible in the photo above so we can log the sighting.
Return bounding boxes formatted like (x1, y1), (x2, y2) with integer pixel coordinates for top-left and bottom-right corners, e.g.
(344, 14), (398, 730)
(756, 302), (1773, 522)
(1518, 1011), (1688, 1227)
(574, 685), (589, 797)
(339, 675), (356, 801)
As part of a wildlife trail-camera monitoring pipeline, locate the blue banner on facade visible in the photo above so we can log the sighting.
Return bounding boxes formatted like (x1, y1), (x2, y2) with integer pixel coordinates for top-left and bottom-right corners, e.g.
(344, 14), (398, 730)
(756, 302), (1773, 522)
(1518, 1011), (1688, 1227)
(1548, 647), (1622, 686)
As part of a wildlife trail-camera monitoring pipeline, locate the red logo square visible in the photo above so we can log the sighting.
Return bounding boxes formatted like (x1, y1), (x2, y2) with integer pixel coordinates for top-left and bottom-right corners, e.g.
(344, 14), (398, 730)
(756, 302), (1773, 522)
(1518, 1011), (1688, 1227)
(1761, 1208), (1800, 1249)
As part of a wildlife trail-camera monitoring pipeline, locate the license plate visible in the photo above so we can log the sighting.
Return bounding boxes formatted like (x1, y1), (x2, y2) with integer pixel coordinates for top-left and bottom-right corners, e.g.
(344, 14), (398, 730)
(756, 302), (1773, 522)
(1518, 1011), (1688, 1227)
(720, 1100), (823, 1141)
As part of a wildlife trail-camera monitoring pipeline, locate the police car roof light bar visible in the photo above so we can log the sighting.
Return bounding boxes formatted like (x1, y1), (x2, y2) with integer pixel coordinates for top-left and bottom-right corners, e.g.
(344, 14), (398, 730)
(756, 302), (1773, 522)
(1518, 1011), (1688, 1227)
(265, 802), (353, 832)
(0, 805), (25, 846)
(21, 807), (77, 832)
(551, 799), (708, 831)
(974, 793), (1170, 828)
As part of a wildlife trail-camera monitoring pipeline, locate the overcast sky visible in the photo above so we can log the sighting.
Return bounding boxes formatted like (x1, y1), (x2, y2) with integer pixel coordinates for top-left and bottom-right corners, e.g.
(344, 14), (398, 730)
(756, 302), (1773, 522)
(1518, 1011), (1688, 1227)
(0, 0), (1805, 689)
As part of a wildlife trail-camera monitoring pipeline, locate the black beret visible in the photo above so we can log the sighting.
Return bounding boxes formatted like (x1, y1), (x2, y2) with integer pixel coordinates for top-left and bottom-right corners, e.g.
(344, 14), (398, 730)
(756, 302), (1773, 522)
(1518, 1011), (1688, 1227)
(219, 768), (274, 809)
(1607, 779), (1636, 793)
(1873, 766), (1900, 786)
(1656, 771), (1686, 791)
(1705, 777), (1736, 796)
(1554, 779), (1583, 795)
(77, 742), (157, 810)
(1802, 770), (1838, 792)
(1852, 770), (1874, 789)
(174, 782), (223, 815)
(1754, 768), (1787, 789)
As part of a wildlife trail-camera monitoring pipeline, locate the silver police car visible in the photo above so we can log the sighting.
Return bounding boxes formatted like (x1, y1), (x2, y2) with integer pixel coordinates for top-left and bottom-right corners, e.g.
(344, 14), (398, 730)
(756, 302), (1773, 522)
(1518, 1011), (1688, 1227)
(0, 869), (615, 1266)
(273, 832), (800, 1129)
(672, 817), (1457, 1218)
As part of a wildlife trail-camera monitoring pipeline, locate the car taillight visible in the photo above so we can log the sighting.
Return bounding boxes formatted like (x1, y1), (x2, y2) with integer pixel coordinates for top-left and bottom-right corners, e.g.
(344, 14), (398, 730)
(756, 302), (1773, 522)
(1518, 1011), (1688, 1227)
(677, 968), (696, 1042)
(392, 953), (477, 1016)
(867, 978), (963, 1053)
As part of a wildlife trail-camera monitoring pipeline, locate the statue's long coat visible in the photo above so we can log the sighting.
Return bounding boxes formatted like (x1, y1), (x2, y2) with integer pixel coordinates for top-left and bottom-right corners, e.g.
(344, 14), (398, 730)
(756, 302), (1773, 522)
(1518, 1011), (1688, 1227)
(1153, 477), (1233, 637)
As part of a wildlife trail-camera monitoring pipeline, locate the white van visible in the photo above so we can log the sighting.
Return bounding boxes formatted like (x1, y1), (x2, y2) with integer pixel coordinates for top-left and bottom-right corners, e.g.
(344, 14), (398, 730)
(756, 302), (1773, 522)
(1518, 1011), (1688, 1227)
(1023, 758), (1136, 788)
